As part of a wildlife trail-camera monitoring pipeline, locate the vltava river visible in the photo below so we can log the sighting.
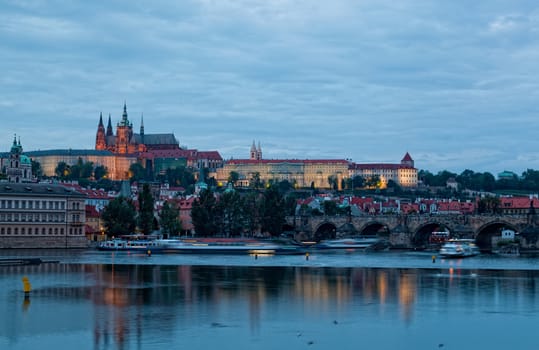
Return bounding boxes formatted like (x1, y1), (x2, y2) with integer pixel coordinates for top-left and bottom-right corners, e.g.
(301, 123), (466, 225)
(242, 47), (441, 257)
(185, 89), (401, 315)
(1, 250), (538, 350)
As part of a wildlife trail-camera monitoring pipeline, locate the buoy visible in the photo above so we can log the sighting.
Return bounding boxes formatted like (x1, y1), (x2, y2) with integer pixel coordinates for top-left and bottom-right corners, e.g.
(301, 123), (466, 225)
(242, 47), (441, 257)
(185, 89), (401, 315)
(22, 276), (31, 295)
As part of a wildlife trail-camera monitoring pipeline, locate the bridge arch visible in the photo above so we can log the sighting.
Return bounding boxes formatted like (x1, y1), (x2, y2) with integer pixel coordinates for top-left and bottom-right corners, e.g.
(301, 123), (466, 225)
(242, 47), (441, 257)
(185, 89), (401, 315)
(475, 221), (519, 252)
(412, 222), (453, 248)
(314, 221), (337, 241)
(358, 221), (390, 237)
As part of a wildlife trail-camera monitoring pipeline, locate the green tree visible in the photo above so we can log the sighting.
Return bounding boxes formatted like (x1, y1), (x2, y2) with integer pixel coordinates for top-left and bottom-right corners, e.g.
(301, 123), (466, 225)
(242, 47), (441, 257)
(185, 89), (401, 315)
(218, 190), (244, 237)
(243, 191), (262, 235)
(365, 175), (381, 189)
(138, 183), (155, 234)
(477, 196), (501, 214)
(191, 189), (220, 236)
(250, 172), (262, 189)
(352, 175), (364, 189)
(159, 201), (182, 238)
(94, 165), (108, 181)
(129, 163), (147, 182)
(322, 200), (338, 216)
(31, 160), (42, 178)
(55, 161), (70, 179)
(260, 185), (286, 236)
(101, 196), (137, 237)
(228, 171), (240, 186)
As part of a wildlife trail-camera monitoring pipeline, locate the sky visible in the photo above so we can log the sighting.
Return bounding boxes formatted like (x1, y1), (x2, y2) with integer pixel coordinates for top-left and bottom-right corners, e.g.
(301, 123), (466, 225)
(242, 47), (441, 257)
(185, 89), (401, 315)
(1, 0), (539, 175)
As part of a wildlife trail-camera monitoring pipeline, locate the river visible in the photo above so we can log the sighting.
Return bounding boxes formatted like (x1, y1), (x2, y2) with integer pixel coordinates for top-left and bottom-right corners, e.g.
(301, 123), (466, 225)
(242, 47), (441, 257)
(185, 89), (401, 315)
(1, 249), (538, 350)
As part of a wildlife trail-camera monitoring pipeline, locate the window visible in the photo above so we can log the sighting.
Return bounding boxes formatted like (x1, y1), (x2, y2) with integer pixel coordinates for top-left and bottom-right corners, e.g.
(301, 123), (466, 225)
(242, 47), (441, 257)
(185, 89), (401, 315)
(21, 201), (25, 209)
(28, 201), (32, 209)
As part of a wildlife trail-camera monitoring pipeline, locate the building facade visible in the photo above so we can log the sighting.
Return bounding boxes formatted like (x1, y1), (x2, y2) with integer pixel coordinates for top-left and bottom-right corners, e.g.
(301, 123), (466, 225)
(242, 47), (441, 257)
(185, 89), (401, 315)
(0, 183), (87, 248)
(349, 152), (418, 188)
(216, 142), (349, 189)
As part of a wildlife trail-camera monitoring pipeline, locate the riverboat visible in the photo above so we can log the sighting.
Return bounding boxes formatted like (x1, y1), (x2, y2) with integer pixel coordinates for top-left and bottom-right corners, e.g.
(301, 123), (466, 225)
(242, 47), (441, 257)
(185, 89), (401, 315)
(312, 237), (382, 251)
(157, 238), (305, 255)
(97, 238), (164, 252)
(439, 239), (480, 258)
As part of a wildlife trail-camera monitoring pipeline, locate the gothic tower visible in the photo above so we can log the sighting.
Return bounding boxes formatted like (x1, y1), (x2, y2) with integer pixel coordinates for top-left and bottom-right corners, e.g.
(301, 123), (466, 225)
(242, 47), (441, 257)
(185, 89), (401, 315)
(106, 114), (113, 136)
(256, 141), (262, 160)
(95, 112), (106, 150)
(116, 102), (134, 154)
(250, 140), (257, 160)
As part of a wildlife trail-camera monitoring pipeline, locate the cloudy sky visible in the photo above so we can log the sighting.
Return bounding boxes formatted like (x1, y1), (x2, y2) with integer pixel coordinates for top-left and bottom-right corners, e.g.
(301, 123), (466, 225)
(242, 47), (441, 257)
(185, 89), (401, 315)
(1, 0), (539, 174)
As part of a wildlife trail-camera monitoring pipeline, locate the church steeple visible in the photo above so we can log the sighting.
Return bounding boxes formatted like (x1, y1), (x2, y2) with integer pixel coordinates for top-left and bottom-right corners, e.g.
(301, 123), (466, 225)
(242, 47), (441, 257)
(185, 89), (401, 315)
(106, 114), (113, 136)
(140, 113), (145, 136)
(250, 140), (257, 160)
(120, 101), (129, 126)
(95, 112), (107, 150)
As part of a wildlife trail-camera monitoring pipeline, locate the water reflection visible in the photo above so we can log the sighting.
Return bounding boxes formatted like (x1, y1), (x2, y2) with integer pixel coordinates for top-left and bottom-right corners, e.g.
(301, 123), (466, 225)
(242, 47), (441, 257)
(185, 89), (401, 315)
(1, 264), (539, 349)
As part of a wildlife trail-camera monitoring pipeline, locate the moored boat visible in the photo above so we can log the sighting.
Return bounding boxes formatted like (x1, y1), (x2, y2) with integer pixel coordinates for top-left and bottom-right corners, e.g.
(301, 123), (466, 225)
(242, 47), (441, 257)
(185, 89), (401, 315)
(156, 238), (305, 255)
(97, 238), (164, 252)
(439, 239), (480, 258)
(312, 237), (382, 251)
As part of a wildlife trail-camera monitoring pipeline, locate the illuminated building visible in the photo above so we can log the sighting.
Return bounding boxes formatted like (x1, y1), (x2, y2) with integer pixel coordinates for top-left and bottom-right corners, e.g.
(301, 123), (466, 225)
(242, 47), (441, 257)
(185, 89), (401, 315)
(349, 152), (418, 188)
(216, 142), (349, 189)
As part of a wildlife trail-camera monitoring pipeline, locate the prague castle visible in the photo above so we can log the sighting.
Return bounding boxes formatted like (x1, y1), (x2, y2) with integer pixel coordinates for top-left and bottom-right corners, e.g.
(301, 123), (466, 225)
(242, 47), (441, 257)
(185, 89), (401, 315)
(5, 103), (223, 180)
(215, 142), (418, 189)
(95, 103), (179, 154)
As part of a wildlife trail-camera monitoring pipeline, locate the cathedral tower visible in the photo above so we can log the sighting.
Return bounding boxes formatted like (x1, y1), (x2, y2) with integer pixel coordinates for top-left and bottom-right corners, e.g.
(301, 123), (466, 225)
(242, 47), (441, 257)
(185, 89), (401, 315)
(116, 102), (135, 154)
(95, 112), (106, 150)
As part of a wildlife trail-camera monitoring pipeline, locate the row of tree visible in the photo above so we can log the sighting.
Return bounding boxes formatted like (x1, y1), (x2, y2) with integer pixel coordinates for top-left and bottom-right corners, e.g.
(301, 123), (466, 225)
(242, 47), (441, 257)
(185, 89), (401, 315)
(191, 186), (297, 237)
(419, 169), (539, 192)
(101, 183), (182, 237)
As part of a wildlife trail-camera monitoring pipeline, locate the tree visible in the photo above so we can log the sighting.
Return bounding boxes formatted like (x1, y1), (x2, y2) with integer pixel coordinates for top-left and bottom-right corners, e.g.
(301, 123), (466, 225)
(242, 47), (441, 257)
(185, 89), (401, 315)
(55, 161), (70, 179)
(243, 191), (262, 235)
(94, 165), (108, 181)
(218, 190), (244, 237)
(159, 201), (182, 238)
(31, 160), (42, 178)
(260, 185), (286, 236)
(328, 175), (338, 190)
(101, 197), (137, 237)
(129, 163), (147, 182)
(228, 171), (240, 186)
(250, 172), (262, 189)
(365, 175), (381, 189)
(352, 175), (364, 189)
(191, 189), (220, 236)
(322, 200), (338, 216)
(138, 183), (155, 234)
(477, 196), (500, 214)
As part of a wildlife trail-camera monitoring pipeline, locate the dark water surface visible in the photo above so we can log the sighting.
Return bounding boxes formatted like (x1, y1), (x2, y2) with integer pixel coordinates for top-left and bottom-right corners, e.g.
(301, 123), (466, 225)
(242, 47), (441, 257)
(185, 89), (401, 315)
(1, 250), (538, 350)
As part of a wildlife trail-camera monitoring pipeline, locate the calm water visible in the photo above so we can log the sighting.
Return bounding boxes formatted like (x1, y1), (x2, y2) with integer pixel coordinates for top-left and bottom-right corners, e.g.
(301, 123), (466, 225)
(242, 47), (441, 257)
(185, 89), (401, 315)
(1, 250), (538, 350)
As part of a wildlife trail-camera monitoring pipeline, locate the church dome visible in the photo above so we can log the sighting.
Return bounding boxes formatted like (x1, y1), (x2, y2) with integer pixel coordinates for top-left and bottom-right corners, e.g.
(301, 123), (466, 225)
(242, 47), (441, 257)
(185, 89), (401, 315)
(20, 155), (31, 165)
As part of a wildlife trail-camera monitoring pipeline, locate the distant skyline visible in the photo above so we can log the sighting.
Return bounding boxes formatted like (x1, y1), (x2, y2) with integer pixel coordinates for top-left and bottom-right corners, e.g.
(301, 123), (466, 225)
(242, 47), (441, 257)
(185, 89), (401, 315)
(1, 1), (539, 175)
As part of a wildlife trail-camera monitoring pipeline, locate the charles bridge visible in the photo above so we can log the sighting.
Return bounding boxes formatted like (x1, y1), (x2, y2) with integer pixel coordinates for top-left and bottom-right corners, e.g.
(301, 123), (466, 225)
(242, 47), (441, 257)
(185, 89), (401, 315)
(285, 212), (539, 251)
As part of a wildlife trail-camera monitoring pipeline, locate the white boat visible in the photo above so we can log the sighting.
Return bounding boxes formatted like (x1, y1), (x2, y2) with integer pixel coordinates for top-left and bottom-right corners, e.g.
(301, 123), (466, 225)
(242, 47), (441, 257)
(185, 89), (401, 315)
(97, 238), (164, 252)
(439, 239), (480, 258)
(314, 237), (381, 250)
(155, 238), (304, 255)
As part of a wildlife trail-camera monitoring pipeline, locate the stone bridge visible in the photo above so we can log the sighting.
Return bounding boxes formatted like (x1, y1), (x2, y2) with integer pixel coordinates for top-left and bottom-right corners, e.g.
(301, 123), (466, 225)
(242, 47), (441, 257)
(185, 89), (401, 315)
(284, 213), (537, 251)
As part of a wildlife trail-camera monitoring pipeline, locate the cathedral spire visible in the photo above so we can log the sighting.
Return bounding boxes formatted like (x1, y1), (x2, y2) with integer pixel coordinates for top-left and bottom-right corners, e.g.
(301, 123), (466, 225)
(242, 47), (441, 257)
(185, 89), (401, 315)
(106, 114), (113, 136)
(98, 112), (104, 127)
(122, 101), (128, 122)
(140, 113), (145, 136)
